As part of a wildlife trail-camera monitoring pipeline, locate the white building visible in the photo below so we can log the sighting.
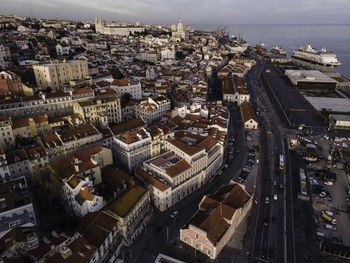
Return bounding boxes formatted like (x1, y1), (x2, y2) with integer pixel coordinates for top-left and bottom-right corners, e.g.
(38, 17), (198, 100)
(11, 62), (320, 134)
(240, 101), (258, 130)
(5, 149), (31, 180)
(113, 128), (152, 173)
(223, 76), (250, 106)
(110, 79), (142, 100)
(56, 43), (71, 56)
(136, 134), (224, 212)
(94, 17), (145, 36)
(49, 146), (113, 217)
(171, 20), (189, 42)
(135, 96), (171, 124)
(161, 46), (175, 60)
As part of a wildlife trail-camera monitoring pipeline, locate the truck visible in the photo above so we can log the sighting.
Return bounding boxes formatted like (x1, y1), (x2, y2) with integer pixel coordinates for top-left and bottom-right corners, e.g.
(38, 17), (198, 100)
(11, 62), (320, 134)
(321, 213), (337, 225)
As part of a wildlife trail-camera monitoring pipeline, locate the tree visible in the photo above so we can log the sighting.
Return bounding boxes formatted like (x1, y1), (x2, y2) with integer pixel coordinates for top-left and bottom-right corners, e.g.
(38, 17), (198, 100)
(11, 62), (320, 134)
(120, 92), (132, 107)
(110, 67), (124, 79)
(176, 51), (186, 60)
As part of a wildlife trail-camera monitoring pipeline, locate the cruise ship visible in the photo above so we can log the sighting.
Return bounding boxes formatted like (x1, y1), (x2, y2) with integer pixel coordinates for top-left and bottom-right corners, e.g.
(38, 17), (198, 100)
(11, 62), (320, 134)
(291, 44), (341, 68)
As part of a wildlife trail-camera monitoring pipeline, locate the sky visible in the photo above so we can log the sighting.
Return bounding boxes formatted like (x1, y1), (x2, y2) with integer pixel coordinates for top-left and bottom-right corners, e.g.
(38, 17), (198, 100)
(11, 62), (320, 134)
(1, 0), (350, 25)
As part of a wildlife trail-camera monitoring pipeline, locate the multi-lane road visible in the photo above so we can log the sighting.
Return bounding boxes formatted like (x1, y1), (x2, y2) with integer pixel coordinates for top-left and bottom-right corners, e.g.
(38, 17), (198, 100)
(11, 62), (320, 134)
(245, 53), (286, 263)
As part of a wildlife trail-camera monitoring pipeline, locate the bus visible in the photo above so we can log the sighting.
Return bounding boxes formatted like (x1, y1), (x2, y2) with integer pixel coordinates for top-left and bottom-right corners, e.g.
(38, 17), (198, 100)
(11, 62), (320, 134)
(279, 154), (284, 170)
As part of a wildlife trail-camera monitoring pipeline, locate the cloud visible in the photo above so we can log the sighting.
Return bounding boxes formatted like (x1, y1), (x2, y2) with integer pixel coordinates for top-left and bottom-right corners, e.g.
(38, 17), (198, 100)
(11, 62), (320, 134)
(1, 0), (349, 24)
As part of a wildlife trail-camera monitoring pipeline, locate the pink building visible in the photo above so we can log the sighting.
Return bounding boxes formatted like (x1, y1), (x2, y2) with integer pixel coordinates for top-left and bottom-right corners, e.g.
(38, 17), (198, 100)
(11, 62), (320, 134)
(180, 181), (252, 259)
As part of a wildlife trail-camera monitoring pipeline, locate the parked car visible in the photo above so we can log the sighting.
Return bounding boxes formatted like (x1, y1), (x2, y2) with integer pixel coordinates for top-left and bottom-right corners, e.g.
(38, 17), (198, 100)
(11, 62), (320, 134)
(263, 218), (269, 226)
(319, 191), (327, 198)
(272, 216), (277, 224)
(325, 224), (336, 231)
(171, 211), (179, 219)
(324, 181), (333, 186)
(322, 210), (334, 217)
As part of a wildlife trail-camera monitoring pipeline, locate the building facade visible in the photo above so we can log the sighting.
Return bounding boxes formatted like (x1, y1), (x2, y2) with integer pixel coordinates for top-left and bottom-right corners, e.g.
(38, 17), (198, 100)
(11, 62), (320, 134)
(33, 60), (89, 90)
(180, 182), (252, 259)
(112, 128), (152, 173)
(0, 71), (23, 96)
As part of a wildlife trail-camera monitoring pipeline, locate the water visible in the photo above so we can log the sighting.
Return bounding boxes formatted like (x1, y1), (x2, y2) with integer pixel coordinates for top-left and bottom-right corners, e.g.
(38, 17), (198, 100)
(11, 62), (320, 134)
(194, 24), (350, 77)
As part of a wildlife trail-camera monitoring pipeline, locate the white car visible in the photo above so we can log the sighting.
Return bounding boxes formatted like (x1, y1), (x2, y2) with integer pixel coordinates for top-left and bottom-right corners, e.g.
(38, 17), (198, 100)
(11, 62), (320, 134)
(273, 194), (278, 201)
(319, 191), (327, 198)
(265, 197), (270, 204)
(324, 181), (333, 186)
(325, 224), (336, 231)
(331, 219), (338, 225)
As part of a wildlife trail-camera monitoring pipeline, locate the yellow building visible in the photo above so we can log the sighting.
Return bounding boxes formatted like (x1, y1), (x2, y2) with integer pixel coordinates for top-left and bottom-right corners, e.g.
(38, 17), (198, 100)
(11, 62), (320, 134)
(12, 117), (37, 139)
(149, 126), (165, 157)
(33, 115), (51, 136)
(33, 60), (89, 90)
(73, 96), (122, 126)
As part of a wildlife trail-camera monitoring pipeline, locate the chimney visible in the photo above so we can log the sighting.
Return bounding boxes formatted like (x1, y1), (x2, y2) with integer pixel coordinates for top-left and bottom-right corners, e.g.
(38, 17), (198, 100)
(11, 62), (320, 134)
(74, 158), (80, 172)
(122, 179), (127, 190)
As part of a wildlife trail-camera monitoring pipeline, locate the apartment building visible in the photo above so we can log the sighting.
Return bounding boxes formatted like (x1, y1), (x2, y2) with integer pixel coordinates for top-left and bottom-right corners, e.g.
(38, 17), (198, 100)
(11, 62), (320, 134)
(0, 114), (15, 151)
(5, 149), (31, 180)
(0, 177), (37, 234)
(105, 182), (151, 245)
(135, 96), (171, 124)
(29, 234), (97, 263)
(110, 79), (142, 100)
(33, 115), (51, 136)
(0, 44), (11, 70)
(40, 133), (65, 161)
(112, 128), (152, 173)
(0, 146), (9, 182)
(25, 145), (49, 174)
(33, 60), (89, 90)
(48, 146), (112, 217)
(0, 89), (93, 119)
(58, 123), (103, 155)
(77, 211), (124, 262)
(180, 182), (252, 259)
(73, 96), (122, 127)
(0, 71), (23, 96)
(136, 134), (223, 212)
(0, 226), (38, 260)
(12, 117), (37, 139)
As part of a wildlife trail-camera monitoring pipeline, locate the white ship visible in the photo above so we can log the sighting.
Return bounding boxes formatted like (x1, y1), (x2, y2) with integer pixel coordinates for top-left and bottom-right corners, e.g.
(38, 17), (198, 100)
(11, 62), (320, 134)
(291, 44), (341, 68)
(256, 42), (267, 50)
(271, 46), (286, 55)
(227, 40), (248, 54)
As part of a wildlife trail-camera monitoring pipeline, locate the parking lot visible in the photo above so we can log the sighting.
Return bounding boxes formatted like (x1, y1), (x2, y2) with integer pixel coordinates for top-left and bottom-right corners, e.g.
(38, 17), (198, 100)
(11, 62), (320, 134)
(290, 134), (350, 261)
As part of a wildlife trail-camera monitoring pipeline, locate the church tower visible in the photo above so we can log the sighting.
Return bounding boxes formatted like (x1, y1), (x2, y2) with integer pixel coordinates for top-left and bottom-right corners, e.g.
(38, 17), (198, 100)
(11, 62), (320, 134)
(95, 16), (104, 33)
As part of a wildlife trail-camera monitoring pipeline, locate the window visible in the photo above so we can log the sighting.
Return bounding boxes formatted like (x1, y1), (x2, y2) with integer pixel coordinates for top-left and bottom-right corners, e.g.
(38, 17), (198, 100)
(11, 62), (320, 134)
(195, 233), (199, 239)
